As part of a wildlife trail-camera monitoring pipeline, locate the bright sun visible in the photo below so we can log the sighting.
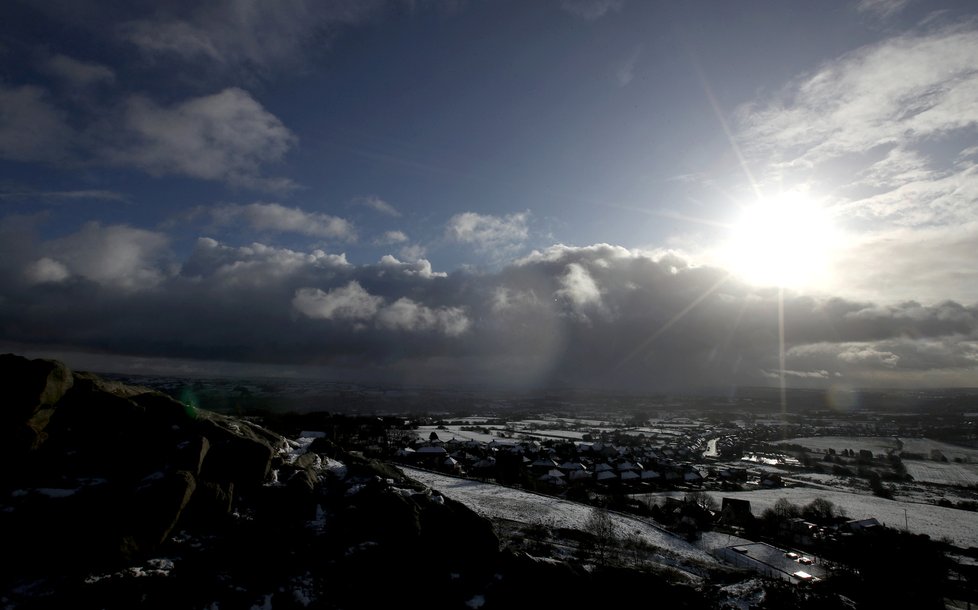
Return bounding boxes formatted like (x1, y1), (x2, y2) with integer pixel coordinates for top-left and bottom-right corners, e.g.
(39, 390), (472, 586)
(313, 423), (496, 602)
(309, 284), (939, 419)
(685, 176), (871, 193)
(722, 192), (839, 289)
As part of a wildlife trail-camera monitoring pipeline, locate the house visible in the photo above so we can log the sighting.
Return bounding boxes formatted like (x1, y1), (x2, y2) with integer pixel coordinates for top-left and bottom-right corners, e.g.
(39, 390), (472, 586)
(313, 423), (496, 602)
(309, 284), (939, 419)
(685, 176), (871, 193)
(538, 469), (567, 486)
(844, 517), (883, 533)
(719, 497), (754, 527)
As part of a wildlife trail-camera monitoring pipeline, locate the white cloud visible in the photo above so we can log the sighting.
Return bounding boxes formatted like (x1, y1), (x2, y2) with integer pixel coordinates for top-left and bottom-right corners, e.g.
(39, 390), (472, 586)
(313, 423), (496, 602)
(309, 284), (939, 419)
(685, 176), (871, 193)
(741, 27), (978, 171)
(837, 346), (900, 367)
(376, 299), (470, 336)
(107, 88), (296, 189)
(42, 54), (115, 87)
(855, 0), (911, 19)
(0, 84), (73, 163)
(184, 237), (350, 287)
(399, 243), (428, 262)
(294, 280), (468, 335)
(378, 255), (446, 279)
(25, 258), (70, 284)
(446, 211), (529, 253)
(736, 25), (978, 304)
(560, 0), (624, 20)
(374, 230), (408, 245)
(355, 195), (401, 217)
(45, 222), (170, 290)
(556, 263), (602, 308)
(293, 281), (382, 321)
(211, 202), (355, 240)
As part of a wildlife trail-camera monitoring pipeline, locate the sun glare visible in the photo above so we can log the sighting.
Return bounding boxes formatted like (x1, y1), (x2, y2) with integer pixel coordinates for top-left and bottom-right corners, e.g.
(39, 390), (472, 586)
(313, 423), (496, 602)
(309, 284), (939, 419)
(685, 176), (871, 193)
(722, 192), (839, 289)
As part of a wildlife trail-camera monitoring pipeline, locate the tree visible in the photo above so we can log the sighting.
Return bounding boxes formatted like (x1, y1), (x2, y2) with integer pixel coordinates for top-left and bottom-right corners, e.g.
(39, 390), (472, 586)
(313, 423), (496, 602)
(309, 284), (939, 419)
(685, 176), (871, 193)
(802, 498), (836, 522)
(584, 507), (617, 563)
(774, 498), (800, 519)
(684, 491), (719, 512)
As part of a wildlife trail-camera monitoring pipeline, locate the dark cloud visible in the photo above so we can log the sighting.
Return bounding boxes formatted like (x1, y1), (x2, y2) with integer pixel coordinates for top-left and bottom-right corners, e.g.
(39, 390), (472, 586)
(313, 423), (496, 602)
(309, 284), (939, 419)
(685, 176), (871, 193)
(1, 231), (975, 389)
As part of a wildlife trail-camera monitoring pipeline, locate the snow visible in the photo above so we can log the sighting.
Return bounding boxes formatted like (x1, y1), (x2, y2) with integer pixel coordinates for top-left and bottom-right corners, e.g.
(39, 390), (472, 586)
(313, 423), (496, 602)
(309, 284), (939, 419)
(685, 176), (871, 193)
(718, 577), (766, 610)
(321, 457), (348, 479)
(643, 488), (978, 548)
(466, 594), (486, 608)
(250, 594), (273, 610)
(900, 438), (978, 463)
(777, 436), (897, 454)
(401, 467), (717, 566)
(903, 460), (978, 486)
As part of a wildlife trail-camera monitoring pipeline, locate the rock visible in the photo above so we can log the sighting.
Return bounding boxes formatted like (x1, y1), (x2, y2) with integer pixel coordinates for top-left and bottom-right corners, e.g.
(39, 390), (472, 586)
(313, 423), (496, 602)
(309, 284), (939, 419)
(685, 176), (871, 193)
(0, 354), (73, 457)
(126, 469), (197, 554)
(195, 411), (281, 488)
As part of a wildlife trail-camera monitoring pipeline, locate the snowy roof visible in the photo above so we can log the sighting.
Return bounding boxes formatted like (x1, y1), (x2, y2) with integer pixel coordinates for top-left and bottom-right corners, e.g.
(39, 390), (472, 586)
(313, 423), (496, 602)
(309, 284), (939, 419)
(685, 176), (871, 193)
(417, 446), (448, 454)
(594, 463), (613, 472)
(640, 470), (661, 479)
(620, 471), (640, 481)
(596, 470), (618, 481)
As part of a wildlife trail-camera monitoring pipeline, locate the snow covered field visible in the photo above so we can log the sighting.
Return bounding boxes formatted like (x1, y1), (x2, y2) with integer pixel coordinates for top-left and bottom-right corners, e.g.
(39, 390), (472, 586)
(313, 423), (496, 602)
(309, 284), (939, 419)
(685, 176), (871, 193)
(900, 438), (978, 463)
(640, 488), (978, 549)
(400, 467), (717, 567)
(903, 460), (978, 486)
(776, 436), (898, 454)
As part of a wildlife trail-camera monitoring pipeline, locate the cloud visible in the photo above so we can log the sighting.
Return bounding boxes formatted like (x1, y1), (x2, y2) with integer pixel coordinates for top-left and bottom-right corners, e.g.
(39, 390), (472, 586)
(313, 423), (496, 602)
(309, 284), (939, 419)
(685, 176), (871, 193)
(42, 222), (170, 290)
(106, 88), (296, 190)
(740, 26), (978, 176)
(182, 237), (351, 287)
(735, 24), (978, 304)
(24, 258), (70, 285)
(377, 255), (446, 279)
(0, 189), (128, 203)
(374, 230), (409, 245)
(855, 0), (911, 19)
(560, 0), (624, 20)
(556, 263), (603, 310)
(210, 202), (355, 241)
(399, 243), (428, 262)
(615, 44), (642, 87)
(0, 84), (74, 163)
(293, 280), (468, 336)
(293, 282), (382, 321)
(355, 195), (401, 217)
(446, 211), (529, 253)
(2, 234), (976, 389)
(120, 0), (385, 77)
(42, 54), (115, 88)
(376, 298), (470, 336)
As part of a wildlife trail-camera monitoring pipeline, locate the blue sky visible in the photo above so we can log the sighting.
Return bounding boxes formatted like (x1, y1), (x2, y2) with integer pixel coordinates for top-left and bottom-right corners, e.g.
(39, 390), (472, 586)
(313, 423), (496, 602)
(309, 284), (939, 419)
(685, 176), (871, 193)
(2, 0), (978, 391)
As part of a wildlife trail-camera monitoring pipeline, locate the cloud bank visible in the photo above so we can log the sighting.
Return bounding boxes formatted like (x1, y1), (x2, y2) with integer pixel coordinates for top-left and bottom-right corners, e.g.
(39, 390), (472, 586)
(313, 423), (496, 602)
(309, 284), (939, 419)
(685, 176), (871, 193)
(2, 224), (975, 389)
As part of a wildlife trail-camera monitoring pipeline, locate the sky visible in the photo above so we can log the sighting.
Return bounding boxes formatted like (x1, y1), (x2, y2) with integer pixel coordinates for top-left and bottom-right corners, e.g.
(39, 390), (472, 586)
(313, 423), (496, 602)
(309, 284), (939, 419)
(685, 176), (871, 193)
(1, 0), (977, 392)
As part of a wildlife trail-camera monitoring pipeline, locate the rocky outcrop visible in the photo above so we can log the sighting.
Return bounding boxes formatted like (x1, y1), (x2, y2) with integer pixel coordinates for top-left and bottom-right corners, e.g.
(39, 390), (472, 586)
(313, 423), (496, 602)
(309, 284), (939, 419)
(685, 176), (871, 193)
(0, 354), (537, 610)
(0, 354), (287, 570)
(0, 354), (73, 457)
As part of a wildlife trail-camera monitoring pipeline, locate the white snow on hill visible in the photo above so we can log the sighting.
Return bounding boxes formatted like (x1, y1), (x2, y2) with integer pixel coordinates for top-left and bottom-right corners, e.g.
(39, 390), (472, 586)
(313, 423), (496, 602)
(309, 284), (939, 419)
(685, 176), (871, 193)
(401, 467), (717, 566)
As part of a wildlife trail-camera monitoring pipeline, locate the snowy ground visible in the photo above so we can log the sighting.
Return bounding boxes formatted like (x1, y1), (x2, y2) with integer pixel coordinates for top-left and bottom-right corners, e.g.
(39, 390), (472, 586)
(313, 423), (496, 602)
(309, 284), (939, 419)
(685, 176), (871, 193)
(776, 436), (898, 454)
(899, 438), (978, 463)
(400, 467), (718, 569)
(638, 488), (978, 549)
(902, 460), (978, 486)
